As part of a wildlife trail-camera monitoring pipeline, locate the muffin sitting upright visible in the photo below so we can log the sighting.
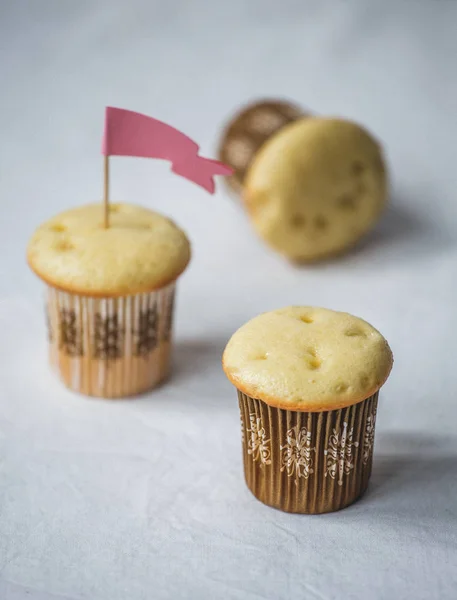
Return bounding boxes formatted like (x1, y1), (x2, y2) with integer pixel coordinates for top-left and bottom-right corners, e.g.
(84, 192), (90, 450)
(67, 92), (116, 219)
(223, 307), (393, 514)
(27, 203), (190, 398)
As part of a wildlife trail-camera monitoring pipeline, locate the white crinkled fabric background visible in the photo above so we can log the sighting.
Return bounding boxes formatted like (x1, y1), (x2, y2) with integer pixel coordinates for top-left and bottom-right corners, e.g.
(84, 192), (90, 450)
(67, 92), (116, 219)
(0, 1), (456, 599)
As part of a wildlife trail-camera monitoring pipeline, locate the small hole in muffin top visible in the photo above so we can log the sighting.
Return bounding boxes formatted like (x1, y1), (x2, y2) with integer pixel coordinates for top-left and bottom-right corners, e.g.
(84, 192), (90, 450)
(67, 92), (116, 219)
(337, 195), (357, 211)
(314, 215), (328, 230)
(360, 374), (370, 387)
(254, 353), (268, 361)
(300, 315), (313, 324)
(307, 357), (322, 370)
(352, 161), (365, 175)
(290, 214), (306, 228)
(335, 383), (349, 393)
(50, 224), (66, 233)
(345, 328), (365, 337)
(55, 239), (74, 252)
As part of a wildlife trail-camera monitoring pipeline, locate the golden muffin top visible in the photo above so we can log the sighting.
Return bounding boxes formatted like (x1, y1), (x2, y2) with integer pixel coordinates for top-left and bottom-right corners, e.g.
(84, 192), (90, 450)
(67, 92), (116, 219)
(223, 306), (393, 411)
(27, 203), (191, 296)
(244, 117), (388, 262)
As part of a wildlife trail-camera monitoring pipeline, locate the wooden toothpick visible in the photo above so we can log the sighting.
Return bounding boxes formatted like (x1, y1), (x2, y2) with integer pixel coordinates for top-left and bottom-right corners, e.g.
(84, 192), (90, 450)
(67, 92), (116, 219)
(103, 155), (110, 228)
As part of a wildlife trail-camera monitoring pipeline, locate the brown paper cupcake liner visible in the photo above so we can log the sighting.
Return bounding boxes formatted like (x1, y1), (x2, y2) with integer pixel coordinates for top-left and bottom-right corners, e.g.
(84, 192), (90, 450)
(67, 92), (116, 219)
(218, 100), (306, 195)
(238, 390), (378, 514)
(45, 284), (175, 398)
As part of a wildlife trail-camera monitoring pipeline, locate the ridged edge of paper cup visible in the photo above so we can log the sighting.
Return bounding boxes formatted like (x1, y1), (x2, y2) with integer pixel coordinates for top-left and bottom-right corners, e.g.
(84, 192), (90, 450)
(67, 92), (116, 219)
(218, 100), (306, 195)
(45, 283), (176, 398)
(238, 390), (378, 514)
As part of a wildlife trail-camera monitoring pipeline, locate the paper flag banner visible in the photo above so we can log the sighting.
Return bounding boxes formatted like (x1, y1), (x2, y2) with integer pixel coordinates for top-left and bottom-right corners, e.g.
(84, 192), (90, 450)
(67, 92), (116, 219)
(102, 107), (233, 193)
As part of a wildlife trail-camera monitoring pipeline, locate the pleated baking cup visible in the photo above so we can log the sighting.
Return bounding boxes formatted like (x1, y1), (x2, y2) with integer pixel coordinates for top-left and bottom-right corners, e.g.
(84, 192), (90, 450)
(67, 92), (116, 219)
(44, 283), (176, 398)
(238, 390), (379, 514)
(218, 99), (307, 195)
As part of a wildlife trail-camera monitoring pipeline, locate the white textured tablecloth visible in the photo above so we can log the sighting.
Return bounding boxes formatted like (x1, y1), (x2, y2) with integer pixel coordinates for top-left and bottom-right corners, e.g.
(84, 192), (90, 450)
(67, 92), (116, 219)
(1, 1), (457, 598)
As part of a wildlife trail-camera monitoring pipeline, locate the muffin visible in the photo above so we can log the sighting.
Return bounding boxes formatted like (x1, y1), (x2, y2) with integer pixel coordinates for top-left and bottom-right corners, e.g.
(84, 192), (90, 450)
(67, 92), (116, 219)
(223, 306), (393, 514)
(244, 117), (388, 262)
(27, 203), (191, 398)
(218, 99), (306, 195)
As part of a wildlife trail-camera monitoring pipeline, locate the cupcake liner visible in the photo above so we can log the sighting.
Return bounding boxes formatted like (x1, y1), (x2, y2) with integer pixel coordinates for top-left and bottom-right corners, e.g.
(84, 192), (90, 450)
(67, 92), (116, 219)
(238, 390), (378, 514)
(45, 283), (175, 398)
(218, 100), (306, 195)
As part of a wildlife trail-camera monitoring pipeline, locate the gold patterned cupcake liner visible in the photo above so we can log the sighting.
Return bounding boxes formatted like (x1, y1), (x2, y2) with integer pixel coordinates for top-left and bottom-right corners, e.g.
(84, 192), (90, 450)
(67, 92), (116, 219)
(45, 284), (175, 398)
(218, 99), (307, 195)
(238, 390), (378, 514)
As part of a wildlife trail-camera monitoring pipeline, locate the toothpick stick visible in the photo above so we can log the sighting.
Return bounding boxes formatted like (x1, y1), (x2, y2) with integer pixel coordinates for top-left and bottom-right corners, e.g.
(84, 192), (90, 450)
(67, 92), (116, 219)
(103, 155), (110, 228)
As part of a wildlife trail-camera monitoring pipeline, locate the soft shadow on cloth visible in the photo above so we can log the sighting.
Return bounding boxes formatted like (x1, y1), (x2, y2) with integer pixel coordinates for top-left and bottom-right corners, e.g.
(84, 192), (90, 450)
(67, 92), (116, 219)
(172, 337), (229, 382)
(365, 431), (457, 525)
(305, 196), (456, 270)
(357, 202), (453, 259)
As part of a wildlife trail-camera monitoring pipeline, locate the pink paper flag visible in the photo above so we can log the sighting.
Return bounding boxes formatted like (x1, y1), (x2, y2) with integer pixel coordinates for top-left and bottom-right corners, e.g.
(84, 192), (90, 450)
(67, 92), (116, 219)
(102, 107), (233, 193)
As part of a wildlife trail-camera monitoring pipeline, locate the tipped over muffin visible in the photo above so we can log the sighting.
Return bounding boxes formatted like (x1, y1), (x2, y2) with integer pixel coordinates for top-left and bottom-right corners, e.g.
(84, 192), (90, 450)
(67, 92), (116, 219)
(244, 118), (388, 262)
(219, 98), (388, 263)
